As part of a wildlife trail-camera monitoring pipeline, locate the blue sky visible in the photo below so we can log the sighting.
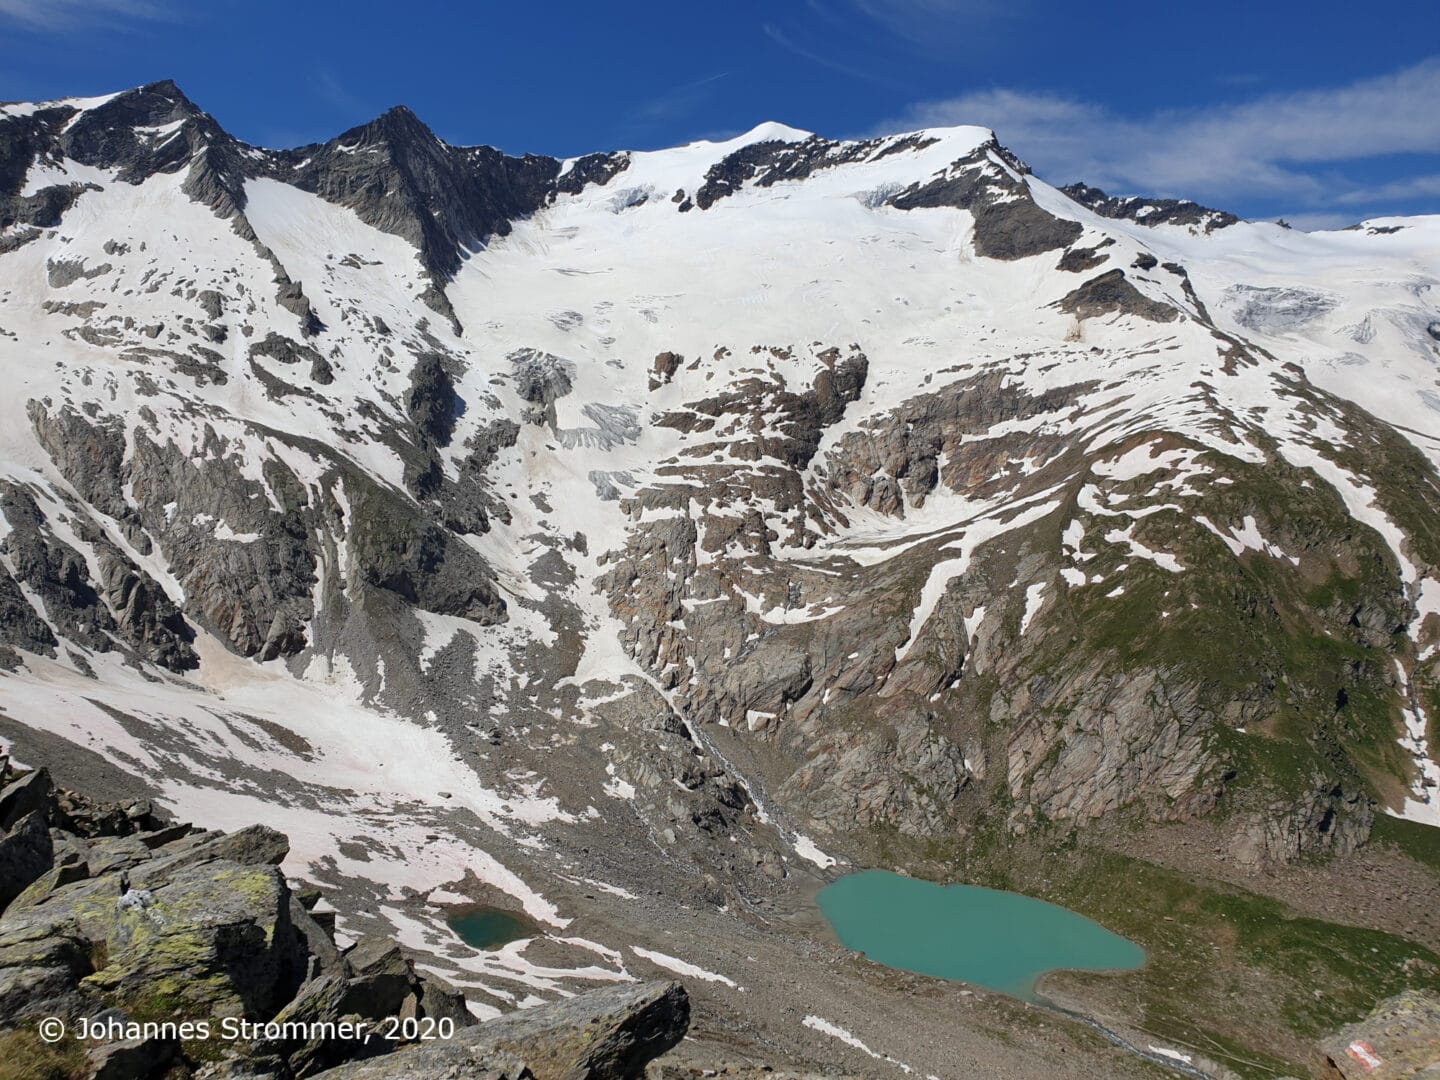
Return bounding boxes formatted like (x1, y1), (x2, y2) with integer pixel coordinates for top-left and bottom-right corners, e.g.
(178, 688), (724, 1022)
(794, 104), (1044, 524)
(1, 0), (1437, 228)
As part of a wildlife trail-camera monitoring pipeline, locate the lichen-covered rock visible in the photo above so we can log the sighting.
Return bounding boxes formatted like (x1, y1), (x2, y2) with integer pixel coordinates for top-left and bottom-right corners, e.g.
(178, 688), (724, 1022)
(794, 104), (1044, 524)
(7, 852), (89, 913)
(0, 781), (507, 1077)
(81, 861), (307, 1020)
(85, 1032), (181, 1080)
(0, 902), (97, 1022)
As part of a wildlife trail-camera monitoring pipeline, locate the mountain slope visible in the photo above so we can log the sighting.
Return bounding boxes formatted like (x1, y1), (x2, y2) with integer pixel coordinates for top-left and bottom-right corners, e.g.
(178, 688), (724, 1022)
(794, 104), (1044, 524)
(2, 80), (1439, 1076)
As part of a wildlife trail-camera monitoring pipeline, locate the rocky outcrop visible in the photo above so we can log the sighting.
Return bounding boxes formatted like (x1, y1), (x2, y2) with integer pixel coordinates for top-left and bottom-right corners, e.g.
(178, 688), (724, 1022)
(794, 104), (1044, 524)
(405, 353), (461, 449)
(675, 130), (1084, 262)
(313, 980), (689, 1080)
(692, 136), (875, 210)
(1057, 268), (1179, 322)
(249, 332), (335, 386)
(346, 479), (506, 624)
(649, 351), (683, 391)
(1230, 780), (1374, 868)
(1059, 182), (1239, 232)
(1316, 989), (1440, 1078)
(0, 763), (506, 1079)
(0, 483), (197, 672)
(23, 386), (520, 662)
(0, 808), (52, 910)
(277, 106), (562, 284)
(889, 140), (1083, 259)
(510, 349), (577, 428)
(0, 561), (59, 667)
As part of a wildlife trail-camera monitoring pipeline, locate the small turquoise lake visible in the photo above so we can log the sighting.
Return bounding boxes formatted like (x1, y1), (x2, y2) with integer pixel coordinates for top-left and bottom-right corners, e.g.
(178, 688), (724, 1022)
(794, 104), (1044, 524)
(817, 870), (1144, 999)
(446, 907), (535, 950)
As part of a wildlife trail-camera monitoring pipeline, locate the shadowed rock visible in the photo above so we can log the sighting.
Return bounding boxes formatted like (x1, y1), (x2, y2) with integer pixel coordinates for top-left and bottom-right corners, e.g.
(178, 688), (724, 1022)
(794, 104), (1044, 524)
(0, 811), (53, 910)
(312, 980), (690, 1080)
(1057, 268), (1178, 323)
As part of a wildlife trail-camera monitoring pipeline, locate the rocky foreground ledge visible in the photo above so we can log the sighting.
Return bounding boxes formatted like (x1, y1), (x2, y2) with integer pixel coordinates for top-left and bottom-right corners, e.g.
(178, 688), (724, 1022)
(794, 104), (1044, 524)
(0, 758), (690, 1079)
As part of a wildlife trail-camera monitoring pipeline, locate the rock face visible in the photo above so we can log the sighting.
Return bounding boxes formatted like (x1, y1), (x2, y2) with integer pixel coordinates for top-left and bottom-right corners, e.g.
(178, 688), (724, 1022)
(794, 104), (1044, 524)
(1057, 268), (1178, 322)
(1315, 989), (1440, 1079)
(279, 105), (561, 286)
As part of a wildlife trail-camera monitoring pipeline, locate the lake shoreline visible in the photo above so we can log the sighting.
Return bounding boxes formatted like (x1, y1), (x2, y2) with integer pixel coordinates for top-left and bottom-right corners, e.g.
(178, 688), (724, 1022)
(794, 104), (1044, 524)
(816, 868), (1145, 1000)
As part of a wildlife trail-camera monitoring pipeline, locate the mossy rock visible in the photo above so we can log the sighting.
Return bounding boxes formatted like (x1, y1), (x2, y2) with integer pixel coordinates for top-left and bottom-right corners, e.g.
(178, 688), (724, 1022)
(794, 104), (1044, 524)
(79, 860), (303, 1020)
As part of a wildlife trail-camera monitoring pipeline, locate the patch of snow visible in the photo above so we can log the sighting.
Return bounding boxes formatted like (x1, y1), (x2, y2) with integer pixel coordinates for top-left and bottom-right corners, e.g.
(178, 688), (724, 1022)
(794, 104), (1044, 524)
(793, 833), (837, 869)
(802, 1016), (916, 1075)
(630, 946), (738, 988)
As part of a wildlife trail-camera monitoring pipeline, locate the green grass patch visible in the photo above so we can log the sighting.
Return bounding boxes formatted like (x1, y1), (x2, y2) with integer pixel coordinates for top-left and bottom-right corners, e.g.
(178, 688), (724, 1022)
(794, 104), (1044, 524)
(973, 843), (1440, 1079)
(0, 1027), (88, 1080)
(1371, 814), (1440, 874)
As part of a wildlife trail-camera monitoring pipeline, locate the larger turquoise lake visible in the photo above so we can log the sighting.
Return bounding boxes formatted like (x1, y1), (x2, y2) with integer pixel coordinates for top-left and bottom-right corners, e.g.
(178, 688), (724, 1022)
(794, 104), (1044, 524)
(817, 870), (1144, 999)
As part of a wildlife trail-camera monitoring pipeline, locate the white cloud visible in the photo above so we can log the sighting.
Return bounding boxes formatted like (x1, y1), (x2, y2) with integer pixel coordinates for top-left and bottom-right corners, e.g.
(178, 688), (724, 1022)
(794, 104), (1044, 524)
(873, 59), (1440, 211)
(845, 0), (1023, 44)
(0, 0), (166, 29)
(763, 22), (908, 88)
(1332, 173), (1440, 206)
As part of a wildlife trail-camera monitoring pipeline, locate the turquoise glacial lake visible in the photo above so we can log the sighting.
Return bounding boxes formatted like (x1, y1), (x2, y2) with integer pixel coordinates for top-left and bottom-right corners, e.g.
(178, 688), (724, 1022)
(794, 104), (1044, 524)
(817, 870), (1144, 999)
(446, 907), (535, 950)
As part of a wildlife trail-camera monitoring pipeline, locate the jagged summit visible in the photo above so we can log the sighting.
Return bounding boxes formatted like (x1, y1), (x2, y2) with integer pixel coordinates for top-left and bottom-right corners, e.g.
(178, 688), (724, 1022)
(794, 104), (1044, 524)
(1060, 180), (1241, 231)
(1, 79), (1095, 286)
(2, 78), (1242, 271)
(326, 102), (443, 151)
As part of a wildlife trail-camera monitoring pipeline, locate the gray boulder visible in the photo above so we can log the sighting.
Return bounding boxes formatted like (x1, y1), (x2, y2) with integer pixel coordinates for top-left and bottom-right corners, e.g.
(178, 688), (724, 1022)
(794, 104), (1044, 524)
(0, 810), (54, 910)
(86, 1033), (181, 1080)
(81, 860), (307, 1020)
(6, 850), (89, 912)
(312, 980), (689, 1080)
(0, 767), (52, 830)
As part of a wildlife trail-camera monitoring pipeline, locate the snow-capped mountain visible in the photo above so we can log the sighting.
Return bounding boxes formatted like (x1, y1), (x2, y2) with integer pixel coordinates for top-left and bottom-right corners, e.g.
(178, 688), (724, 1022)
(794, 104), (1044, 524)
(2, 79), (1439, 1075)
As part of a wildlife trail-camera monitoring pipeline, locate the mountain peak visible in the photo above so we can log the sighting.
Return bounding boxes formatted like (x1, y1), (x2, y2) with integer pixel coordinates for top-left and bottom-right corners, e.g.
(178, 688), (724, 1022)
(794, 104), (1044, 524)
(335, 102), (440, 151)
(98, 78), (202, 121)
(734, 121), (814, 145)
